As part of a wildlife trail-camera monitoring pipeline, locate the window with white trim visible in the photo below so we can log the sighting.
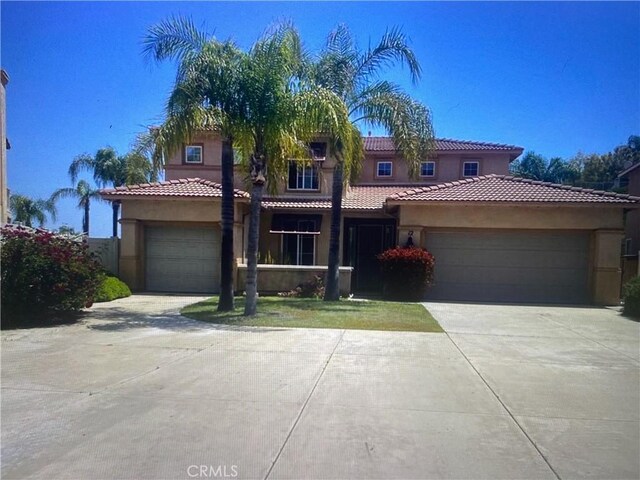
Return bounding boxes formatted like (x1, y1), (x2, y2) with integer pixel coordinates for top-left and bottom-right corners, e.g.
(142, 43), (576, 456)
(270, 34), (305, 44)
(420, 161), (435, 177)
(463, 161), (479, 177)
(377, 161), (393, 177)
(281, 219), (317, 265)
(288, 161), (319, 190)
(185, 145), (203, 164)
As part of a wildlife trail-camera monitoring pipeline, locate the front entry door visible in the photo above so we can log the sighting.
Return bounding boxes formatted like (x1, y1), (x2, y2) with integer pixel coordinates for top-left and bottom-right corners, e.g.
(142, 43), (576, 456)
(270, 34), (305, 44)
(344, 218), (396, 293)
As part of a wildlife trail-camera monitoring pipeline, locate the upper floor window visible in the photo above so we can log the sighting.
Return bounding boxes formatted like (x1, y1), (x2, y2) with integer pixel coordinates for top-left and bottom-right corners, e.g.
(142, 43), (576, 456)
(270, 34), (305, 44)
(463, 161), (479, 177)
(184, 145), (203, 164)
(309, 142), (327, 161)
(377, 161), (393, 177)
(420, 161), (436, 177)
(288, 161), (319, 190)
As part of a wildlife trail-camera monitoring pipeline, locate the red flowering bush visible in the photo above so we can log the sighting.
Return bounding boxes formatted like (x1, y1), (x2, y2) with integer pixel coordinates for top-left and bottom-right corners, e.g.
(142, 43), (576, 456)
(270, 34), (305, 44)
(1, 225), (102, 324)
(377, 246), (435, 301)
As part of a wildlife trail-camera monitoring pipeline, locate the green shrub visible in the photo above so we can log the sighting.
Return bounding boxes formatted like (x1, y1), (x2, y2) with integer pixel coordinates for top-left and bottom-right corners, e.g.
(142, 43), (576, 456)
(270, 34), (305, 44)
(94, 276), (132, 303)
(1, 225), (102, 323)
(622, 276), (640, 318)
(377, 246), (435, 301)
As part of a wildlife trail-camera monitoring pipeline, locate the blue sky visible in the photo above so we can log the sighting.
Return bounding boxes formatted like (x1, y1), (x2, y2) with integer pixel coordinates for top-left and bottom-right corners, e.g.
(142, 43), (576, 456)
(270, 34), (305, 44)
(2, 1), (639, 237)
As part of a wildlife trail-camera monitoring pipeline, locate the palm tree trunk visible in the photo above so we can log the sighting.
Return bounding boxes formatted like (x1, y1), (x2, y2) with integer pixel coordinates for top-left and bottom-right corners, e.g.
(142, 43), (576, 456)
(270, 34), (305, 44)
(217, 139), (235, 312)
(244, 151), (266, 316)
(111, 201), (120, 237)
(244, 182), (264, 316)
(324, 161), (344, 301)
(83, 201), (90, 235)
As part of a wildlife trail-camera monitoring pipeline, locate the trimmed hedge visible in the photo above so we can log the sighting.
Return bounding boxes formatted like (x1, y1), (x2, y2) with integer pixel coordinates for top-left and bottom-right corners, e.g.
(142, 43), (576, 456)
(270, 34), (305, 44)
(1, 225), (102, 322)
(622, 276), (640, 318)
(94, 276), (132, 303)
(377, 246), (435, 301)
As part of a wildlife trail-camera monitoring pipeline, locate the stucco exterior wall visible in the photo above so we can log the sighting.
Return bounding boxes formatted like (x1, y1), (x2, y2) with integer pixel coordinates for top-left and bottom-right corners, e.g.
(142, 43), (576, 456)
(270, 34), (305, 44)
(357, 152), (512, 184)
(236, 264), (353, 295)
(164, 133), (339, 195)
(164, 132), (224, 182)
(397, 204), (624, 232)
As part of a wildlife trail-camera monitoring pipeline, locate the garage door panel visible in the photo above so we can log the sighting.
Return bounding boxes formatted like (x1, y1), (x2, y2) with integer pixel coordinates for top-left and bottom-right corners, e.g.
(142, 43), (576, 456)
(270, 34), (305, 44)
(145, 226), (220, 293)
(426, 230), (590, 304)
(433, 249), (588, 270)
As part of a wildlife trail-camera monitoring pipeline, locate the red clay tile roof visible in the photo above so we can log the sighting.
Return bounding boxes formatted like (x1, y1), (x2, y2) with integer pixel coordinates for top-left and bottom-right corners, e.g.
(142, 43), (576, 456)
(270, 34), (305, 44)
(387, 175), (640, 204)
(364, 136), (523, 152)
(263, 186), (416, 211)
(99, 178), (250, 199)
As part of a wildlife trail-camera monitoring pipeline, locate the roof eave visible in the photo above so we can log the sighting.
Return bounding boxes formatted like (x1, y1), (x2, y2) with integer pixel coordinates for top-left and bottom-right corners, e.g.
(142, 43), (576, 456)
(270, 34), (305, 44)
(385, 199), (640, 208)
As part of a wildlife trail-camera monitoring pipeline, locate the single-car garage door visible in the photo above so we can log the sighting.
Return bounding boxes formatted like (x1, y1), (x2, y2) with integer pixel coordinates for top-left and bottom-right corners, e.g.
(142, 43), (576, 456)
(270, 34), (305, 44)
(425, 230), (590, 304)
(145, 226), (220, 293)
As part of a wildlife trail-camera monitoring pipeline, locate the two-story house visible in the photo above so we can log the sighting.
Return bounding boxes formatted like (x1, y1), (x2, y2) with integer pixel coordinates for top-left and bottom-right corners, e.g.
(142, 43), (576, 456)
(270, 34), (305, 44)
(618, 162), (640, 283)
(101, 133), (639, 305)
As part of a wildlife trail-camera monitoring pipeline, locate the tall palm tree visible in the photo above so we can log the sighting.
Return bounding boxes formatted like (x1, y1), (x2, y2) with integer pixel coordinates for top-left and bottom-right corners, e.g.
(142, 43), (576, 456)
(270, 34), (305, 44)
(50, 180), (102, 235)
(9, 193), (57, 227)
(144, 18), (358, 315)
(69, 146), (160, 237)
(308, 25), (435, 301)
(144, 18), (245, 312)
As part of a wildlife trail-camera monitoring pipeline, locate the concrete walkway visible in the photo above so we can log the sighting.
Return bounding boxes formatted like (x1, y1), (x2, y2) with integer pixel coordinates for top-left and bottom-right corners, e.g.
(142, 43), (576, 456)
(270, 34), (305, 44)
(1, 296), (638, 479)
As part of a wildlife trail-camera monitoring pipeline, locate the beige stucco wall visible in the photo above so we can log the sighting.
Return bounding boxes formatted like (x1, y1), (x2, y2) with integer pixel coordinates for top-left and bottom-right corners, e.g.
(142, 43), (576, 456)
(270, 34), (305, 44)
(397, 204), (624, 233)
(118, 198), (246, 291)
(357, 152), (512, 184)
(164, 132), (224, 182)
(164, 132), (339, 195)
(394, 203), (626, 305)
(1, 70), (8, 224)
(236, 264), (353, 296)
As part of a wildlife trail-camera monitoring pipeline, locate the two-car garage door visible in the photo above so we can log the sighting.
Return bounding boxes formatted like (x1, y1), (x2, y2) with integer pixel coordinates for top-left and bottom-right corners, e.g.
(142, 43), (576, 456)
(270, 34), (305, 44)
(145, 226), (220, 293)
(425, 230), (591, 304)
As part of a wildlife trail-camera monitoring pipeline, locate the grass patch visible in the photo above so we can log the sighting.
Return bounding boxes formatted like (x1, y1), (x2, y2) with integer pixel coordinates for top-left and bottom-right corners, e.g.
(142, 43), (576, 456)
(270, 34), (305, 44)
(180, 296), (443, 332)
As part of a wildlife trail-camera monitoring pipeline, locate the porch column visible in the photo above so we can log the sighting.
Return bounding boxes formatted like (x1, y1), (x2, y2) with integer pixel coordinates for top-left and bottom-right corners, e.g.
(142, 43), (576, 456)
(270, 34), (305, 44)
(592, 229), (624, 305)
(119, 218), (143, 291)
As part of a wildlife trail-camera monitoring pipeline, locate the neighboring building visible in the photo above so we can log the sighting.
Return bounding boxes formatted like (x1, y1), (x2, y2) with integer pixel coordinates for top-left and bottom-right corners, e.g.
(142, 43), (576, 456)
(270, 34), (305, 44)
(1, 69), (9, 224)
(101, 134), (639, 305)
(618, 162), (640, 282)
(618, 162), (640, 256)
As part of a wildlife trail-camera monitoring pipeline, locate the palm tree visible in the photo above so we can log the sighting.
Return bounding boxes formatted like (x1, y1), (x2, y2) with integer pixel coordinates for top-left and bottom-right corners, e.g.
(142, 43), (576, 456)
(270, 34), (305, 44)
(9, 193), (57, 227)
(144, 18), (245, 312)
(50, 180), (102, 235)
(69, 146), (160, 237)
(308, 25), (435, 301)
(144, 18), (358, 315)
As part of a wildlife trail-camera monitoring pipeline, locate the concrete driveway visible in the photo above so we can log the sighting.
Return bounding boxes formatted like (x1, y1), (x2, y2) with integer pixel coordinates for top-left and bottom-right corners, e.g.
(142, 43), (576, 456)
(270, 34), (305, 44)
(1, 296), (638, 480)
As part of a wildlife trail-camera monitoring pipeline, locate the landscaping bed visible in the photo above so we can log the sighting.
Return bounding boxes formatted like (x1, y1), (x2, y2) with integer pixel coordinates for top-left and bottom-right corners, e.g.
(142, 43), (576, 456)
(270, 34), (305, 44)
(180, 296), (443, 332)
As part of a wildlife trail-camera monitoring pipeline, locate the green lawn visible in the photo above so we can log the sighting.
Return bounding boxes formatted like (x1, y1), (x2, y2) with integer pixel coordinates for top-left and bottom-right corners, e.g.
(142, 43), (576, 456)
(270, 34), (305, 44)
(180, 296), (443, 332)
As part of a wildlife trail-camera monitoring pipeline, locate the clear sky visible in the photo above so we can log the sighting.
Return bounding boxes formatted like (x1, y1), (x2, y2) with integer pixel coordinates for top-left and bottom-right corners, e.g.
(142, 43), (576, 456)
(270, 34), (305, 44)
(2, 1), (639, 237)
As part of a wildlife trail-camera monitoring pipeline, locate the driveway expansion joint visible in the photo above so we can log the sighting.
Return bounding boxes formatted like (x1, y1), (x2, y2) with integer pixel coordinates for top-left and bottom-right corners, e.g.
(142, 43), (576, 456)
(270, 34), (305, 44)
(263, 329), (346, 480)
(444, 331), (563, 480)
